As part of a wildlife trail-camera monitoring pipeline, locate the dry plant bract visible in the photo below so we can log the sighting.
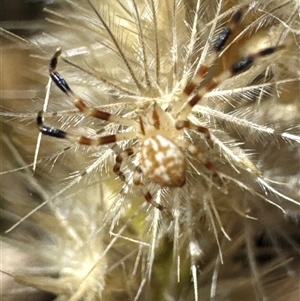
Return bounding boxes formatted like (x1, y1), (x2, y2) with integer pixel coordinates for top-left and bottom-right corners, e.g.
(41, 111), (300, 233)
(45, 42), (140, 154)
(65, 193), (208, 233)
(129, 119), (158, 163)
(1, 0), (300, 300)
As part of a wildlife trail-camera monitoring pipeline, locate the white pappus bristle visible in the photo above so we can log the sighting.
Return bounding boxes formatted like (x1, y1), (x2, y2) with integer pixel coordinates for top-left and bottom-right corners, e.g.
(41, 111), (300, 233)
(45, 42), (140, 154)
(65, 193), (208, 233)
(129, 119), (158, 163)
(1, 1), (300, 301)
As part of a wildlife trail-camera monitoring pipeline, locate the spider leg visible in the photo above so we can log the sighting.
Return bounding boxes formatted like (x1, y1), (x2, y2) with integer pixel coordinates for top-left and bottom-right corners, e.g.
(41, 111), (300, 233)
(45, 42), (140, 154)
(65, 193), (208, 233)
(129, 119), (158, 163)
(133, 167), (164, 210)
(113, 147), (137, 181)
(177, 140), (225, 191)
(175, 120), (213, 148)
(178, 44), (285, 120)
(113, 148), (170, 213)
(49, 49), (137, 127)
(37, 110), (136, 146)
(173, 9), (243, 113)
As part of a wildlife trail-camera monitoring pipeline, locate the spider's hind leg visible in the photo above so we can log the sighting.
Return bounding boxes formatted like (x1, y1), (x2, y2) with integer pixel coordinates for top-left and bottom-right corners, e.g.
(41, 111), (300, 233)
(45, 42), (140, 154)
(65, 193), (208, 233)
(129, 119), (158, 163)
(114, 148), (172, 214)
(178, 140), (227, 193)
(113, 147), (137, 181)
(175, 119), (213, 148)
(133, 167), (165, 211)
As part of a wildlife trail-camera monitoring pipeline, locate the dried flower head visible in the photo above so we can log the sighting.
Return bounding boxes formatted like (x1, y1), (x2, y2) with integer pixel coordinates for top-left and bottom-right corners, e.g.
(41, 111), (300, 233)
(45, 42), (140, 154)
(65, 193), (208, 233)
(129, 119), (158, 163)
(1, 0), (300, 300)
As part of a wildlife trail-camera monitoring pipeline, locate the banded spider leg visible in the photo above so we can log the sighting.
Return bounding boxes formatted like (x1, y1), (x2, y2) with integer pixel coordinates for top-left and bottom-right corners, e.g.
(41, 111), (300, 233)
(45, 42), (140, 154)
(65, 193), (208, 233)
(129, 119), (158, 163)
(37, 50), (167, 210)
(37, 7), (285, 213)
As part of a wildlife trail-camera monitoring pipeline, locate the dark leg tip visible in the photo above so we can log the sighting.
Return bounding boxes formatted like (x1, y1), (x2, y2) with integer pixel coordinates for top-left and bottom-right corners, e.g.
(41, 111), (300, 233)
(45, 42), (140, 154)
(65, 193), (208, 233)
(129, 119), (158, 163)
(37, 111), (44, 125)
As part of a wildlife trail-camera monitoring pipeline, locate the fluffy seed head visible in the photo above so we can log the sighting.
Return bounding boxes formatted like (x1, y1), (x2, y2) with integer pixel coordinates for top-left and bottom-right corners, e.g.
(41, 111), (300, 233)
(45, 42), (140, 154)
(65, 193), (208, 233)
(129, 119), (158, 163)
(1, 1), (300, 301)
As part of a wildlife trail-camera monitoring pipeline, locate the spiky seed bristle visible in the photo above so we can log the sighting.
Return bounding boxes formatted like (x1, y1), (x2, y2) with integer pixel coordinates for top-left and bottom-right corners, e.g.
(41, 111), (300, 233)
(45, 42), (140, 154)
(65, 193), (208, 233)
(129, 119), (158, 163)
(1, 1), (300, 301)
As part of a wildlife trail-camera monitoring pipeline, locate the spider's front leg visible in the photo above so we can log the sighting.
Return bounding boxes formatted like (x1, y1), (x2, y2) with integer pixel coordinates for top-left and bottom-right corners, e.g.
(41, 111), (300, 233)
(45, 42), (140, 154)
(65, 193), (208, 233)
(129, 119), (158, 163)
(113, 147), (136, 181)
(37, 110), (135, 145)
(178, 45), (285, 120)
(48, 48), (136, 127)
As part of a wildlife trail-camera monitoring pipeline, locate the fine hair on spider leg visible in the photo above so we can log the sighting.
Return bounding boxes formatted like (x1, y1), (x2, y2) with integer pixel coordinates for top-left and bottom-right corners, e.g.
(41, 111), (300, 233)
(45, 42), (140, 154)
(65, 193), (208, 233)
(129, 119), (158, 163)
(37, 6), (285, 213)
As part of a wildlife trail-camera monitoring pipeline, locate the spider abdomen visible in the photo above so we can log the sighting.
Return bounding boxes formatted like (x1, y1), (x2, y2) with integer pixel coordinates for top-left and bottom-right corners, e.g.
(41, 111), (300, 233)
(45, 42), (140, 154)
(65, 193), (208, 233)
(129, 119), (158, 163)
(140, 135), (186, 187)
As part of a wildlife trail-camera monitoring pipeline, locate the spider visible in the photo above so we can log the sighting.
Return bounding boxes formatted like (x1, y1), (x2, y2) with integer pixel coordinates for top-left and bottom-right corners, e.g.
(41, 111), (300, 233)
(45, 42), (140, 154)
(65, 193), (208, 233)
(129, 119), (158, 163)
(37, 8), (283, 211)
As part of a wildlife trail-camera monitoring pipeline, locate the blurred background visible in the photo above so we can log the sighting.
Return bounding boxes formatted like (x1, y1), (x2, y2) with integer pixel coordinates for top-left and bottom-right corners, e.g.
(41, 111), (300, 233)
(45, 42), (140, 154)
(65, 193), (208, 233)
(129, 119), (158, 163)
(1, 1), (299, 301)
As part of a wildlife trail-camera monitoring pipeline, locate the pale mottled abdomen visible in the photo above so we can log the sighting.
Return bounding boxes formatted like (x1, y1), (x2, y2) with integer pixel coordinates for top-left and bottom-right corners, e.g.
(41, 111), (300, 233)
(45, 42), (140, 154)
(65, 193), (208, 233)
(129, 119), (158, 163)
(140, 135), (186, 187)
